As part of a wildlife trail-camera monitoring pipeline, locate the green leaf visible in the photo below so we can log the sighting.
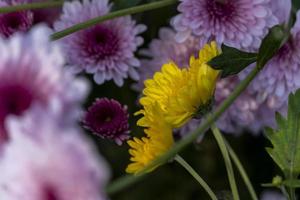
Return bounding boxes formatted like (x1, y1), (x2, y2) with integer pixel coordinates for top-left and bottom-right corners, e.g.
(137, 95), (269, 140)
(208, 44), (257, 78)
(265, 89), (300, 178)
(283, 179), (300, 188)
(257, 25), (286, 69)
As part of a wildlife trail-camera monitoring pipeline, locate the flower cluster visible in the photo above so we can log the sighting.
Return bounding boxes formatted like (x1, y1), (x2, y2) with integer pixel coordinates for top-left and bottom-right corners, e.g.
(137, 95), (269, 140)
(127, 42), (220, 173)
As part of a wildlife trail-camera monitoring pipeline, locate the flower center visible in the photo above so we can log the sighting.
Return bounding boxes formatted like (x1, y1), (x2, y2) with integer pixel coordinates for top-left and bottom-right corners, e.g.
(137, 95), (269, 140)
(276, 38), (295, 61)
(80, 25), (119, 62)
(206, 0), (235, 20)
(0, 84), (34, 141)
(0, 11), (33, 37)
(43, 186), (60, 200)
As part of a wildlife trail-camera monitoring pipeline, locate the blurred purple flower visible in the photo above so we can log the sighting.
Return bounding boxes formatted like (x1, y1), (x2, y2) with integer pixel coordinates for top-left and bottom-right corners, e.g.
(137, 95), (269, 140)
(260, 190), (286, 200)
(171, 0), (278, 50)
(0, 107), (110, 200)
(215, 76), (261, 134)
(54, 0), (146, 86)
(0, 25), (89, 145)
(83, 98), (130, 145)
(242, 11), (300, 111)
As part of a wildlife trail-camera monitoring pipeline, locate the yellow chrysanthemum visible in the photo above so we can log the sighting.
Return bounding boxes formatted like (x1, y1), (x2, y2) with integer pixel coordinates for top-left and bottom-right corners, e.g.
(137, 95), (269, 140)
(138, 41), (220, 128)
(126, 104), (173, 174)
(165, 42), (220, 126)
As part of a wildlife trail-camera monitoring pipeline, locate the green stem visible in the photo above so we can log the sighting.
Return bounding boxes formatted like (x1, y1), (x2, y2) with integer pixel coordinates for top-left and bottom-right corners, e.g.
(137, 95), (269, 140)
(174, 155), (218, 200)
(286, 173), (296, 200)
(0, 1), (63, 14)
(51, 0), (177, 40)
(106, 65), (261, 194)
(225, 140), (258, 200)
(211, 123), (240, 200)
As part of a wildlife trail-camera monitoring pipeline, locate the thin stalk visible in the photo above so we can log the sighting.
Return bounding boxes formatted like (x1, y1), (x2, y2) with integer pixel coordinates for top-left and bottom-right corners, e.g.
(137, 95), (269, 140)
(106, 65), (261, 194)
(211, 123), (240, 200)
(174, 155), (218, 200)
(0, 1), (63, 13)
(50, 0), (177, 40)
(225, 140), (258, 200)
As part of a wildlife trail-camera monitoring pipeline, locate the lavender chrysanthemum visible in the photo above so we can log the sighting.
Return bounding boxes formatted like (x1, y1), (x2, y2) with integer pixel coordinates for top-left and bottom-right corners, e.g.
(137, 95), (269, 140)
(243, 11), (300, 110)
(0, 25), (89, 145)
(171, 0), (278, 50)
(83, 98), (130, 145)
(0, 107), (109, 200)
(54, 0), (146, 86)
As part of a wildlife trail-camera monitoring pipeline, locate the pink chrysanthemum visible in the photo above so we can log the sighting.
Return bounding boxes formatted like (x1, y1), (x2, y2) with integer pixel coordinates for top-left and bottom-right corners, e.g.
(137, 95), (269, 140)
(0, 107), (110, 200)
(0, 25), (89, 145)
(171, 0), (278, 50)
(54, 0), (146, 86)
(244, 11), (300, 111)
(83, 98), (130, 145)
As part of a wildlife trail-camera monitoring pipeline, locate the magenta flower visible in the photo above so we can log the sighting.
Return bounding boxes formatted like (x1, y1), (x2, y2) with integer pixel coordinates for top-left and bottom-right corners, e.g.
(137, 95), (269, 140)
(0, 25), (89, 145)
(0, 107), (110, 200)
(54, 0), (146, 86)
(171, 0), (278, 50)
(83, 98), (130, 145)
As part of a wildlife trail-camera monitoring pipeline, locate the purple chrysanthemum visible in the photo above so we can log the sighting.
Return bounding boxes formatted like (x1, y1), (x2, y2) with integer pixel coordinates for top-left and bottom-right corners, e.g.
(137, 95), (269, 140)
(0, 107), (110, 200)
(171, 0), (278, 50)
(54, 0), (146, 86)
(133, 27), (203, 91)
(0, 25), (89, 145)
(0, 1), (33, 37)
(243, 11), (300, 111)
(83, 98), (130, 145)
